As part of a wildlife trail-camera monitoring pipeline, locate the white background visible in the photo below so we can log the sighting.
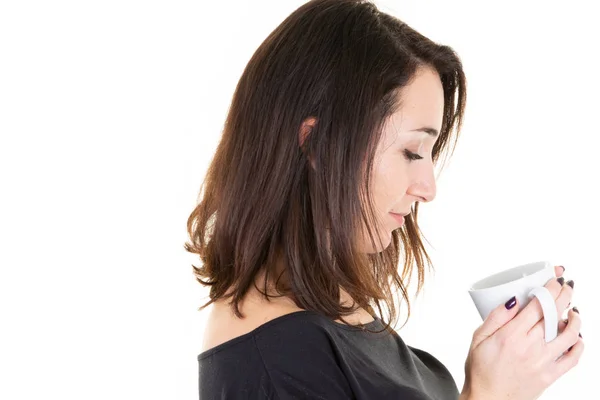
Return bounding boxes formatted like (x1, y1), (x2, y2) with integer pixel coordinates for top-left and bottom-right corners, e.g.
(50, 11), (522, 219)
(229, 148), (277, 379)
(0, 0), (597, 399)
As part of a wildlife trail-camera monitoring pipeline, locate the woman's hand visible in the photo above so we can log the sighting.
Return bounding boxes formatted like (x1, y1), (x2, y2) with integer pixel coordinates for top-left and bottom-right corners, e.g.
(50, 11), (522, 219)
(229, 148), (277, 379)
(461, 265), (584, 400)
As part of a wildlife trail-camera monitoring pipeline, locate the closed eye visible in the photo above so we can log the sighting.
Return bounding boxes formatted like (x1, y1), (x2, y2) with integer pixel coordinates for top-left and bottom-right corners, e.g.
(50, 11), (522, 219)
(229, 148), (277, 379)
(403, 149), (423, 161)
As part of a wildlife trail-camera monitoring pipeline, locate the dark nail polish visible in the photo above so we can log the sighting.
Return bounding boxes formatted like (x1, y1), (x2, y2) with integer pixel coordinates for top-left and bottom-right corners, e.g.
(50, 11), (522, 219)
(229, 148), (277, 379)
(557, 277), (565, 286)
(573, 306), (579, 314)
(566, 280), (574, 289)
(559, 265), (565, 273)
(579, 333), (583, 338)
(505, 296), (517, 310)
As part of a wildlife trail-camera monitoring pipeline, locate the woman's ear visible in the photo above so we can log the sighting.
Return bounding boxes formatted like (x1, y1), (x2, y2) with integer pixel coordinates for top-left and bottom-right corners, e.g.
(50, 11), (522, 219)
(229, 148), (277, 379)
(299, 117), (317, 169)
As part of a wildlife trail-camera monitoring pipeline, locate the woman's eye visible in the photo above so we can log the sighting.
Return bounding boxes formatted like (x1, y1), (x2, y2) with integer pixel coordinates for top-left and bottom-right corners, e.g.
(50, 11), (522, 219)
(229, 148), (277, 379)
(403, 149), (423, 161)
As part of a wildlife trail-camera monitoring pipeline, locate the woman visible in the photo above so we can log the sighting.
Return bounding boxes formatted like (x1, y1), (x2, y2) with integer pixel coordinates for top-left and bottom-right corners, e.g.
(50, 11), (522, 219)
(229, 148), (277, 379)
(185, 0), (583, 398)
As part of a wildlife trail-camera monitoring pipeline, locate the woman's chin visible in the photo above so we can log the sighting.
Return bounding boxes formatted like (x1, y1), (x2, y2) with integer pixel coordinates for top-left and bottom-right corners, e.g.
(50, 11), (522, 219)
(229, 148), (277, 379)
(363, 235), (392, 254)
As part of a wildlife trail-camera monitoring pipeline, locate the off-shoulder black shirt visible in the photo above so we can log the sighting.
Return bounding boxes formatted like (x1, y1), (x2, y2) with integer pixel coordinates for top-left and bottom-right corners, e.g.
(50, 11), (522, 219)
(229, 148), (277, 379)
(198, 310), (460, 399)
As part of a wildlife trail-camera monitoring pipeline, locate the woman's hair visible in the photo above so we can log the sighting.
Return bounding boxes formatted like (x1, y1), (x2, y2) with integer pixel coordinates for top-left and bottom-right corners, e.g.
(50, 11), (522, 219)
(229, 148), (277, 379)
(185, 0), (467, 332)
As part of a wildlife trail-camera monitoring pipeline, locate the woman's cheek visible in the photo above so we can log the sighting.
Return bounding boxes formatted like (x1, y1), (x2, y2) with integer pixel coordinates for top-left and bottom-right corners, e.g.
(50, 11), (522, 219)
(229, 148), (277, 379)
(381, 160), (406, 199)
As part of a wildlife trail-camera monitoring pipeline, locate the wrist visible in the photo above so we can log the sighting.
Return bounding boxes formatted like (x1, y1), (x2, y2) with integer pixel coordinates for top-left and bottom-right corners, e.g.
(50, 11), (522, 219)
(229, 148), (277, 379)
(460, 388), (492, 400)
(459, 386), (473, 400)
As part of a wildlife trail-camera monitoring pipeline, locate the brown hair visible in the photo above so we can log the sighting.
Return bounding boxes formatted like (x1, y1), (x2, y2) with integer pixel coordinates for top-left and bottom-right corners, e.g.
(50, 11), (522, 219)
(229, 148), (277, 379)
(185, 0), (467, 332)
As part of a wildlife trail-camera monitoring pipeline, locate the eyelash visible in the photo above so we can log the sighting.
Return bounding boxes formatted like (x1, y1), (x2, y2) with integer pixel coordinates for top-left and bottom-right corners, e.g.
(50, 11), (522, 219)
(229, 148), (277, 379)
(403, 149), (423, 162)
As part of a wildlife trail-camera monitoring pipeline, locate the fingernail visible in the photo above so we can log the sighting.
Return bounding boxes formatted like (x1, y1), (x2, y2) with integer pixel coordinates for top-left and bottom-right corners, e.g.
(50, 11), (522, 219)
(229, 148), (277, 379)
(579, 333), (583, 338)
(572, 306), (579, 314)
(559, 265), (565, 273)
(505, 296), (517, 310)
(557, 277), (565, 286)
(566, 280), (574, 289)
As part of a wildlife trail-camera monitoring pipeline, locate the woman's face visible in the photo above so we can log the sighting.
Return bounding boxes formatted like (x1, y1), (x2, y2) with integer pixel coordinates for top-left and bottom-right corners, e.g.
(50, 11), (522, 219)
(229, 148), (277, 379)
(362, 66), (444, 253)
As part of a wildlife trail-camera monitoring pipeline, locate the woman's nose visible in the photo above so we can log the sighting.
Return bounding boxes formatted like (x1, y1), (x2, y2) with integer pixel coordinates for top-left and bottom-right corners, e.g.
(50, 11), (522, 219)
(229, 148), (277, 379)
(407, 178), (436, 203)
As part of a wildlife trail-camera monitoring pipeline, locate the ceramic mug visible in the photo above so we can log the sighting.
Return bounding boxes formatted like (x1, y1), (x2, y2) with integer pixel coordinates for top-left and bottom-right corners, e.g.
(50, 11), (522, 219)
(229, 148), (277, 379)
(468, 260), (558, 342)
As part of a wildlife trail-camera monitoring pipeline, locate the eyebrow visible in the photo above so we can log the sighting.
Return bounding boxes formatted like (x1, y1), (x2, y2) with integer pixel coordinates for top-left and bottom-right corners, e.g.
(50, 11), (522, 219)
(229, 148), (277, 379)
(410, 127), (439, 137)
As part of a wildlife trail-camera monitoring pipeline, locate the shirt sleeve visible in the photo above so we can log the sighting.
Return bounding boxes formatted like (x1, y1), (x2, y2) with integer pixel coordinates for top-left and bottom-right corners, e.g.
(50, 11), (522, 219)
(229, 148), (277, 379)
(253, 320), (356, 400)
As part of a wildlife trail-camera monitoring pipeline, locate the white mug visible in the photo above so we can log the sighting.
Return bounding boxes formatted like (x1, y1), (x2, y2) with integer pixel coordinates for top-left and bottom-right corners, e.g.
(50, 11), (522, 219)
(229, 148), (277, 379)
(468, 260), (558, 342)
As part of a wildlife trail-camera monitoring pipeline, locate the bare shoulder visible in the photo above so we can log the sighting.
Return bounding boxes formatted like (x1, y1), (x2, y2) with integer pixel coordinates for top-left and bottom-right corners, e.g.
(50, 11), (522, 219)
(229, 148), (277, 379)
(200, 291), (304, 354)
(200, 284), (376, 353)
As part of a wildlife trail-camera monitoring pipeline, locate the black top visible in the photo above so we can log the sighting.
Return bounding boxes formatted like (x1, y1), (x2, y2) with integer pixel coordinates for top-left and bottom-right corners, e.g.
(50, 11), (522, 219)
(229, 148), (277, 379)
(198, 310), (460, 399)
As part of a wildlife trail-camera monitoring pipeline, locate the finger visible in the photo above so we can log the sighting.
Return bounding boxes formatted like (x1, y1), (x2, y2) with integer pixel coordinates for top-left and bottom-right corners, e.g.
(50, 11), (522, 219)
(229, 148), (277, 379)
(554, 265), (565, 277)
(545, 319), (570, 359)
(527, 278), (574, 339)
(472, 295), (521, 349)
(546, 308), (582, 363)
(555, 318), (568, 334)
(512, 277), (563, 333)
(550, 337), (584, 381)
(531, 318), (569, 351)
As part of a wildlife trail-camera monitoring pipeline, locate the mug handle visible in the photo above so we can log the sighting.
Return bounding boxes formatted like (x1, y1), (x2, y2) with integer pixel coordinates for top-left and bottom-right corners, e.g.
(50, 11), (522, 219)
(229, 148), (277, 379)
(528, 286), (558, 342)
